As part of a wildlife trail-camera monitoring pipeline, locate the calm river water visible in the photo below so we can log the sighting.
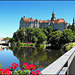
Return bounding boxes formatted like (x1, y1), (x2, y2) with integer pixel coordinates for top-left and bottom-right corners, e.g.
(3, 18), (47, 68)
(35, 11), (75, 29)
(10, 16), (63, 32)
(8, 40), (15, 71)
(0, 45), (63, 71)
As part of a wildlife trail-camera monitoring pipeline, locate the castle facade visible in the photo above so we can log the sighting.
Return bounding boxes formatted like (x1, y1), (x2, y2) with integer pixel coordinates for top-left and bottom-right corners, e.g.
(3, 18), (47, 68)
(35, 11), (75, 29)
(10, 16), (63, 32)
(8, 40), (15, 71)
(19, 11), (69, 31)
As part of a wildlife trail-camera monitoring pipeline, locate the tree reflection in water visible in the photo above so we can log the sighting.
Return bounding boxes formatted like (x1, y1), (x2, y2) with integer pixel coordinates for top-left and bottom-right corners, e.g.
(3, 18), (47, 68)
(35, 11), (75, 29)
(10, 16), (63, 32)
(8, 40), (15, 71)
(10, 46), (62, 70)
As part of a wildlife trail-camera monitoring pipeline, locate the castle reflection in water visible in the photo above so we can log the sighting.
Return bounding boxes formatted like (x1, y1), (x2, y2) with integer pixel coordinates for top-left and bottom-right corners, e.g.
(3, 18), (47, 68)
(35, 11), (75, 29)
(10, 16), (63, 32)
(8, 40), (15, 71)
(10, 46), (62, 70)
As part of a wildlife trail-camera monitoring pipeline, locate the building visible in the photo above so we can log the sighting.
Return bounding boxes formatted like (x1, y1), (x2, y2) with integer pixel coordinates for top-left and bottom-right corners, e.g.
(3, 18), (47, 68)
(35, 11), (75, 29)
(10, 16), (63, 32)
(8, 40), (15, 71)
(50, 11), (68, 31)
(73, 17), (75, 26)
(71, 17), (75, 31)
(19, 11), (69, 31)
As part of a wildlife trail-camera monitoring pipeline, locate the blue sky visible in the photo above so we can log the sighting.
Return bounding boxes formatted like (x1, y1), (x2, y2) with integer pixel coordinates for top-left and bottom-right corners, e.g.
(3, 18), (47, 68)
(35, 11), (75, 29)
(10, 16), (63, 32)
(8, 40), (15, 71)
(0, 1), (75, 38)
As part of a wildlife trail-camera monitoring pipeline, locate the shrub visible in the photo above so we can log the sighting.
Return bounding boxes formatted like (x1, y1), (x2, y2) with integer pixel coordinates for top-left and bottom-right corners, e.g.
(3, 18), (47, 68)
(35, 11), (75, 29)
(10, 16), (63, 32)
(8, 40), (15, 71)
(66, 42), (75, 51)
(60, 42), (75, 51)
(40, 44), (46, 49)
(16, 40), (21, 47)
(0, 62), (2, 69)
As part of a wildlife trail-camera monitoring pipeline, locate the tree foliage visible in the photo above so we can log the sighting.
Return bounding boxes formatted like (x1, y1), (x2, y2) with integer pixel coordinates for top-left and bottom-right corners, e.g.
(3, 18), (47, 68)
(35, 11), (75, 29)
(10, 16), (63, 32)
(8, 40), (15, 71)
(48, 30), (63, 47)
(32, 36), (38, 43)
(9, 26), (75, 49)
(48, 26), (53, 33)
(61, 29), (73, 44)
(72, 22), (75, 31)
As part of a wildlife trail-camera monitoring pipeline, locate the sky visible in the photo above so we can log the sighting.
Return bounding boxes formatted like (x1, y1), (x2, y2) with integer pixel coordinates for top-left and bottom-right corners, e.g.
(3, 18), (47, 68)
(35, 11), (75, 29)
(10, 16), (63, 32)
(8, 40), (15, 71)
(0, 1), (75, 38)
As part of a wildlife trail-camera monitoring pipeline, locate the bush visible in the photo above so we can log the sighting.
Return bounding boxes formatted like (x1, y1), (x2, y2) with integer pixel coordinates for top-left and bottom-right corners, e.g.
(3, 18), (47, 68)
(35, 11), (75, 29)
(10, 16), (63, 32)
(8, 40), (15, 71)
(16, 40), (21, 47)
(40, 44), (46, 49)
(66, 42), (75, 51)
(60, 42), (75, 51)
(60, 43), (69, 51)
(0, 62), (2, 69)
(21, 43), (35, 47)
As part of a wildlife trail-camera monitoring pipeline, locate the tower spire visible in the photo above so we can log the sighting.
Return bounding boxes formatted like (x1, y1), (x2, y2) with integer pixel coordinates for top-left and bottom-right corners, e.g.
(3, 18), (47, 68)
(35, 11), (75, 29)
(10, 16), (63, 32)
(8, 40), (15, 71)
(52, 11), (55, 14)
(51, 11), (56, 21)
(73, 17), (74, 23)
(72, 17), (75, 31)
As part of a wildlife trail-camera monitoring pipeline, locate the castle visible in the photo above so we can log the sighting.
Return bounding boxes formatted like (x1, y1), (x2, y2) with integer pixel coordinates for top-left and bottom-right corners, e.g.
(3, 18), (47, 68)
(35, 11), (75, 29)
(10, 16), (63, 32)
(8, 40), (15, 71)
(19, 11), (69, 31)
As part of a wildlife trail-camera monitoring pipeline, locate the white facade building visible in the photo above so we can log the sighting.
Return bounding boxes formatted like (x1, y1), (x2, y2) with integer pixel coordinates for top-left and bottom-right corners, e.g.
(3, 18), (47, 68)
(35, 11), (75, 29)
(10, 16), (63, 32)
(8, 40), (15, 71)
(19, 11), (68, 31)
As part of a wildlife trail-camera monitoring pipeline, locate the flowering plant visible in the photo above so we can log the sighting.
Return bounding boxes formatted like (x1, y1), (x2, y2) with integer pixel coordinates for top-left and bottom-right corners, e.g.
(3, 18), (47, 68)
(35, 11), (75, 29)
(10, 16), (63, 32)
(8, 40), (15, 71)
(0, 63), (42, 75)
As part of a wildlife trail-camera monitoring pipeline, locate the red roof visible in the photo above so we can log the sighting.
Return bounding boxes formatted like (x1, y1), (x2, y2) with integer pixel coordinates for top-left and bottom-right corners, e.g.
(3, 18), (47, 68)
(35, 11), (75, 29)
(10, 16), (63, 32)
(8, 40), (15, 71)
(23, 18), (50, 23)
(22, 18), (68, 24)
(23, 18), (34, 22)
(53, 19), (67, 24)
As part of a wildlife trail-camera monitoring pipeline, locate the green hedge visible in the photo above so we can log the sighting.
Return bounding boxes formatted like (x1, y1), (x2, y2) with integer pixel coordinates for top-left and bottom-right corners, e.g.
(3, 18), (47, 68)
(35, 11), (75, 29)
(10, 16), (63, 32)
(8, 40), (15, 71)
(21, 43), (35, 47)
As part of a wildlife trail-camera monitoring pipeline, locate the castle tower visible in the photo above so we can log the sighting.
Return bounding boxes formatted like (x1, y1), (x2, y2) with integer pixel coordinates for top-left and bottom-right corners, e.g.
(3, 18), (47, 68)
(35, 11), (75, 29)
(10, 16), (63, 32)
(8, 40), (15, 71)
(72, 17), (75, 31)
(72, 17), (75, 26)
(51, 11), (56, 21)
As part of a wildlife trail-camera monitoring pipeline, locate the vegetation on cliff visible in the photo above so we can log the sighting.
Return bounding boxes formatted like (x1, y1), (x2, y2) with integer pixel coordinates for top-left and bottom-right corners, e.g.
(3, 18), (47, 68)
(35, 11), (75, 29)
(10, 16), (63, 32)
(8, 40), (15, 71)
(9, 26), (75, 50)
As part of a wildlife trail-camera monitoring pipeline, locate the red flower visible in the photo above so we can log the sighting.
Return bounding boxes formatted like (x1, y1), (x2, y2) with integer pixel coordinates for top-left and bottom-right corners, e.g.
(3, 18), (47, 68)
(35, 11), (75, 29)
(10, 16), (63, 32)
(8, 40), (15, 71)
(12, 63), (19, 67)
(29, 64), (36, 70)
(23, 63), (28, 66)
(0, 69), (3, 74)
(31, 71), (37, 75)
(23, 63), (36, 70)
(36, 70), (42, 75)
(0, 68), (12, 75)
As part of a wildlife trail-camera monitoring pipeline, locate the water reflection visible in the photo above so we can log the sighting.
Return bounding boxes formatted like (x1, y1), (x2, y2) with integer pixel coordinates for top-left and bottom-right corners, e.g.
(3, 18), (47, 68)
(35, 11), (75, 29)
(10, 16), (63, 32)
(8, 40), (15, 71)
(0, 45), (8, 51)
(10, 46), (62, 69)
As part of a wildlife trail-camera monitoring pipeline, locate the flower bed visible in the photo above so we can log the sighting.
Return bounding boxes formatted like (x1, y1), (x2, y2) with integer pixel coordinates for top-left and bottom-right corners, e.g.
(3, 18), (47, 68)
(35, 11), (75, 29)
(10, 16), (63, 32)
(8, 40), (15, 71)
(0, 63), (42, 75)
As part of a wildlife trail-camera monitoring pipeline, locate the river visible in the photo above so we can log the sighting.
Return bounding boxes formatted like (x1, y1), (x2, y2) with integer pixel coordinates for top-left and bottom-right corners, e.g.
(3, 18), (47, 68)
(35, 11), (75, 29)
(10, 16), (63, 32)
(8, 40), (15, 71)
(0, 45), (63, 71)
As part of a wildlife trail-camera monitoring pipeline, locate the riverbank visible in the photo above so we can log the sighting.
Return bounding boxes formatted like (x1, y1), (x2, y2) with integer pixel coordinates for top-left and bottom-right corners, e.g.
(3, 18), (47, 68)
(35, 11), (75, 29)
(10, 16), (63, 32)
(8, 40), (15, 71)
(21, 43), (35, 47)
(46, 42), (75, 51)
(60, 42), (75, 51)
(11, 42), (47, 49)
(21, 43), (48, 49)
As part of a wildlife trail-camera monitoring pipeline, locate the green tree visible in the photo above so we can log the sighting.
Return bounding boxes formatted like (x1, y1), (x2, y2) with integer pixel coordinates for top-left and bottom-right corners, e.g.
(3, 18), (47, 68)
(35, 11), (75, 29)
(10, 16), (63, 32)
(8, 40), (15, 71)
(18, 27), (26, 32)
(73, 31), (75, 42)
(13, 33), (19, 42)
(61, 29), (73, 44)
(42, 28), (48, 36)
(34, 28), (43, 37)
(32, 36), (38, 43)
(48, 26), (53, 34)
(17, 27), (26, 43)
(72, 22), (75, 31)
(48, 30), (63, 48)
(17, 30), (25, 43)
(4, 37), (10, 40)
(37, 32), (47, 44)
(26, 27), (35, 42)
(16, 40), (21, 47)
(67, 24), (72, 29)
(9, 38), (15, 43)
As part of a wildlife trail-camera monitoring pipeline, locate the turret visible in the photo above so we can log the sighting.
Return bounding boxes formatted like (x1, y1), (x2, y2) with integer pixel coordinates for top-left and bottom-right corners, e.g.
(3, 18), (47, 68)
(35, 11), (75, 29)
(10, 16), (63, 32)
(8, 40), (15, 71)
(72, 17), (75, 31)
(51, 11), (56, 21)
